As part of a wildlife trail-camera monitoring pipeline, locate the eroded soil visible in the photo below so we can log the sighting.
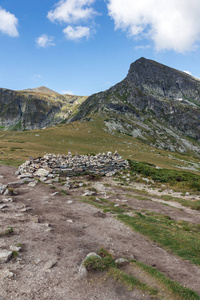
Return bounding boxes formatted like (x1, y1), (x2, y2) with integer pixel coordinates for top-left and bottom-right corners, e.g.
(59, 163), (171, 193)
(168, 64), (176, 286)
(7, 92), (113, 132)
(0, 165), (200, 300)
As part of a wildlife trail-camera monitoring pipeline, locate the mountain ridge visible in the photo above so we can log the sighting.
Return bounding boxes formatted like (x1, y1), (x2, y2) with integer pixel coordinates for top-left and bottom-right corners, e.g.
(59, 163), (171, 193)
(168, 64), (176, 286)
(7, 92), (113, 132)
(68, 57), (200, 156)
(0, 86), (87, 130)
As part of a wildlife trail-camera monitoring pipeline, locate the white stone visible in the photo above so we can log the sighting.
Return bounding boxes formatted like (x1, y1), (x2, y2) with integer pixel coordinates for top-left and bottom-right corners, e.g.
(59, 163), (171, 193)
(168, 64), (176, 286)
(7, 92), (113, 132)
(10, 245), (21, 252)
(0, 250), (12, 263)
(0, 204), (7, 209)
(115, 258), (128, 265)
(34, 168), (49, 177)
(1, 269), (14, 278)
(93, 183), (106, 192)
(67, 200), (73, 204)
(106, 171), (116, 177)
(28, 181), (37, 187)
(78, 252), (102, 278)
(2, 198), (12, 202)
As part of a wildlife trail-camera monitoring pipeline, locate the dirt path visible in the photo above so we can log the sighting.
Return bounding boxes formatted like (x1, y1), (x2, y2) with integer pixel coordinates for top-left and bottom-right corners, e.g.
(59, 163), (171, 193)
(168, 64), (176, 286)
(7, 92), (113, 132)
(0, 166), (200, 299)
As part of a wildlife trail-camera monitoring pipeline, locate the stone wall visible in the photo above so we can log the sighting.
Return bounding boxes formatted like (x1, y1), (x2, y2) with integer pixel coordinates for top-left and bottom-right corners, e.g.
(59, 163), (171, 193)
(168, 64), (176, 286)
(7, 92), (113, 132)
(17, 152), (129, 180)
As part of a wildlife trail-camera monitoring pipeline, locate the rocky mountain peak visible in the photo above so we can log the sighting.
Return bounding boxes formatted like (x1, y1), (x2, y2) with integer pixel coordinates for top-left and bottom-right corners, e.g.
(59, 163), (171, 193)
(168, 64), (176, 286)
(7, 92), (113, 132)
(125, 57), (200, 101)
(20, 86), (60, 95)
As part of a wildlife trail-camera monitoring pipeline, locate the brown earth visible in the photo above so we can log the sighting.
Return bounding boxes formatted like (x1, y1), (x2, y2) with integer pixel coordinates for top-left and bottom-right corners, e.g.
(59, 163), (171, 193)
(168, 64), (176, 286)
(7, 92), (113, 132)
(0, 165), (200, 300)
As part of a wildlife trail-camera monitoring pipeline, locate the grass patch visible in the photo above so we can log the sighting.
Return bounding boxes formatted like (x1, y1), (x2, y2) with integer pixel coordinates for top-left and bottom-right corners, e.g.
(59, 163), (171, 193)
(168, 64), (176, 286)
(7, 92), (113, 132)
(108, 267), (158, 295)
(84, 247), (158, 296)
(84, 247), (199, 298)
(161, 195), (200, 210)
(133, 260), (200, 300)
(117, 212), (200, 266)
(128, 160), (200, 192)
(84, 248), (116, 271)
(12, 250), (19, 258)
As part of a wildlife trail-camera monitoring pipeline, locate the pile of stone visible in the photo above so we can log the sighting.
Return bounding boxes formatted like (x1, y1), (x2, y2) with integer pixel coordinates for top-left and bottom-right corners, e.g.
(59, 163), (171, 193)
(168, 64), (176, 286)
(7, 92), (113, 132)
(17, 151), (129, 181)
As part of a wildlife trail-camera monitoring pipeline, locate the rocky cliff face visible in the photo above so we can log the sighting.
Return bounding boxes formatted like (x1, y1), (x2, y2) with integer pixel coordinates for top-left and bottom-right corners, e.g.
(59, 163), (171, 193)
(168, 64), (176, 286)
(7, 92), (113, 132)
(69, 57), (200, 155)
(0, 87), (87, 130)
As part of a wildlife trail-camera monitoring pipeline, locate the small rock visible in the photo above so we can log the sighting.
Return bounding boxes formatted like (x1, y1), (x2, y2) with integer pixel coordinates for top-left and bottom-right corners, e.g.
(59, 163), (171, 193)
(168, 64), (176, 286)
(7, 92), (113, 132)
(40, 177), (48, 182)
(93, 183), (106, 192)
(67, 219), (73, 223)
(1, 269), (14, 279)
(28, 181), (37, 187)
(45, 180), (52, 184)
(10, 245), (21, 252)
(115, 258), (129, 265)
(30, 216), (40, 223)
(0, 204), (7, 209)
(64, 182), (70, 188)
(79, 252), (102, 278)
(142, 178), (151, 183)
(95, 197), (101, 202)
(67, 200), (73, 204)
(18, 173), (33, 179)
(0, 185), (6, 195)
(52, 177), (59, 182)
(106, 171), (116, 177)
(2, 197), (12, 202)
(51, 192), (59, 196)
(44, 259), (58, 270)
(35, 168), (49, 177)
(19, 207), (32, 212)
(82, 190), (96, 196)
(0, 250), (12, 263)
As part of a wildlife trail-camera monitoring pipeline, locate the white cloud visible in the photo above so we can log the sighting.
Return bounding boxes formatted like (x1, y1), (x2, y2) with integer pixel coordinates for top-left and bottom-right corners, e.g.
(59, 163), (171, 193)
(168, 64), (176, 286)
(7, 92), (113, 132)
(47, 0), (96, 23)
(63, 25), (90, 40)
(0, 7), (19, 37)
(107, 0), (200, 52)
(36, 34), (55, 48)
(61, 90), (74, 95)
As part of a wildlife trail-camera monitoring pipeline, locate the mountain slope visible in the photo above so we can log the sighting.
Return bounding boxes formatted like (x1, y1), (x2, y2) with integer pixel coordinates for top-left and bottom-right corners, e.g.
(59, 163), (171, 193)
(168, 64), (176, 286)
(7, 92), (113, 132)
(69, 57), (200, 155)
(0, 87), (87, 130)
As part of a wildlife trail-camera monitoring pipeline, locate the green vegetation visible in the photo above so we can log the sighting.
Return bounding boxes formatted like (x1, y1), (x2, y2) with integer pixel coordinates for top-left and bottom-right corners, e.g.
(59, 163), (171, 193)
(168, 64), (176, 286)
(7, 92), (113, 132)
(118, 212), (200, 266)
(161, 195), (200, 210)
(12, 250), (19, 258)
(128, 159), (200, 192)
(132, 260), (200, 300)
(84, 247), (199, 298)
(0, 118), (199, 174)
(84, 248), (158, 296)
(81, 195), (200, 267)
(108, 267), (158, 295)
(84, 248), (116, 271)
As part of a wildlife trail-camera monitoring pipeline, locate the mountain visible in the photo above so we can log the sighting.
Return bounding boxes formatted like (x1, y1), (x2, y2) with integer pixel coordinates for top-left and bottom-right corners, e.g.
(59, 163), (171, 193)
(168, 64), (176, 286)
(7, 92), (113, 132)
(69, 57), (200, 156)
(0, 87), (87, 130)
(19, 86), (61, 95)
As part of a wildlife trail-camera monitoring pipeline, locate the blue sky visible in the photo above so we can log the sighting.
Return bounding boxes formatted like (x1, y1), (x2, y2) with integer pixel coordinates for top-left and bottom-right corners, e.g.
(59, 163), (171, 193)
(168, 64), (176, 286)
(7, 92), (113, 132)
(1, 0), (200, 96)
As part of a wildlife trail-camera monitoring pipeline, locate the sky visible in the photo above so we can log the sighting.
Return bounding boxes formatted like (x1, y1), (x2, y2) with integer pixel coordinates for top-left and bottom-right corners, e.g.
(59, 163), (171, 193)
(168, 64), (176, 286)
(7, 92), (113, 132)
(1, 0), (200, 96)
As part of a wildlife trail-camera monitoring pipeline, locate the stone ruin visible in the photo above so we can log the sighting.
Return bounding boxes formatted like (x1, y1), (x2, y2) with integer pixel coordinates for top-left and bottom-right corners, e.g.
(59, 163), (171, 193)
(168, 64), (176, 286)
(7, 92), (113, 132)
(17, 151), (129, 181)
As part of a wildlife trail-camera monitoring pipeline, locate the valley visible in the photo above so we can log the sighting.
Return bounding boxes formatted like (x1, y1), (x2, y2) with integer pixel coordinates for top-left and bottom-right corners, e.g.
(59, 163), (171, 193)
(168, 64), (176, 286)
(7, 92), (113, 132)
(0, 57), (200, 299)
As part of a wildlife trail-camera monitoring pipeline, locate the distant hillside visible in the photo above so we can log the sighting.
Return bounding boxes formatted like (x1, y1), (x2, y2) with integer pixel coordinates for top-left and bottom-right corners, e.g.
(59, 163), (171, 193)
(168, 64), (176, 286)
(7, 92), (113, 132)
(0, 87), (87, 130)
(69, 57), (200, 156)
(19, 86), (61, 95)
